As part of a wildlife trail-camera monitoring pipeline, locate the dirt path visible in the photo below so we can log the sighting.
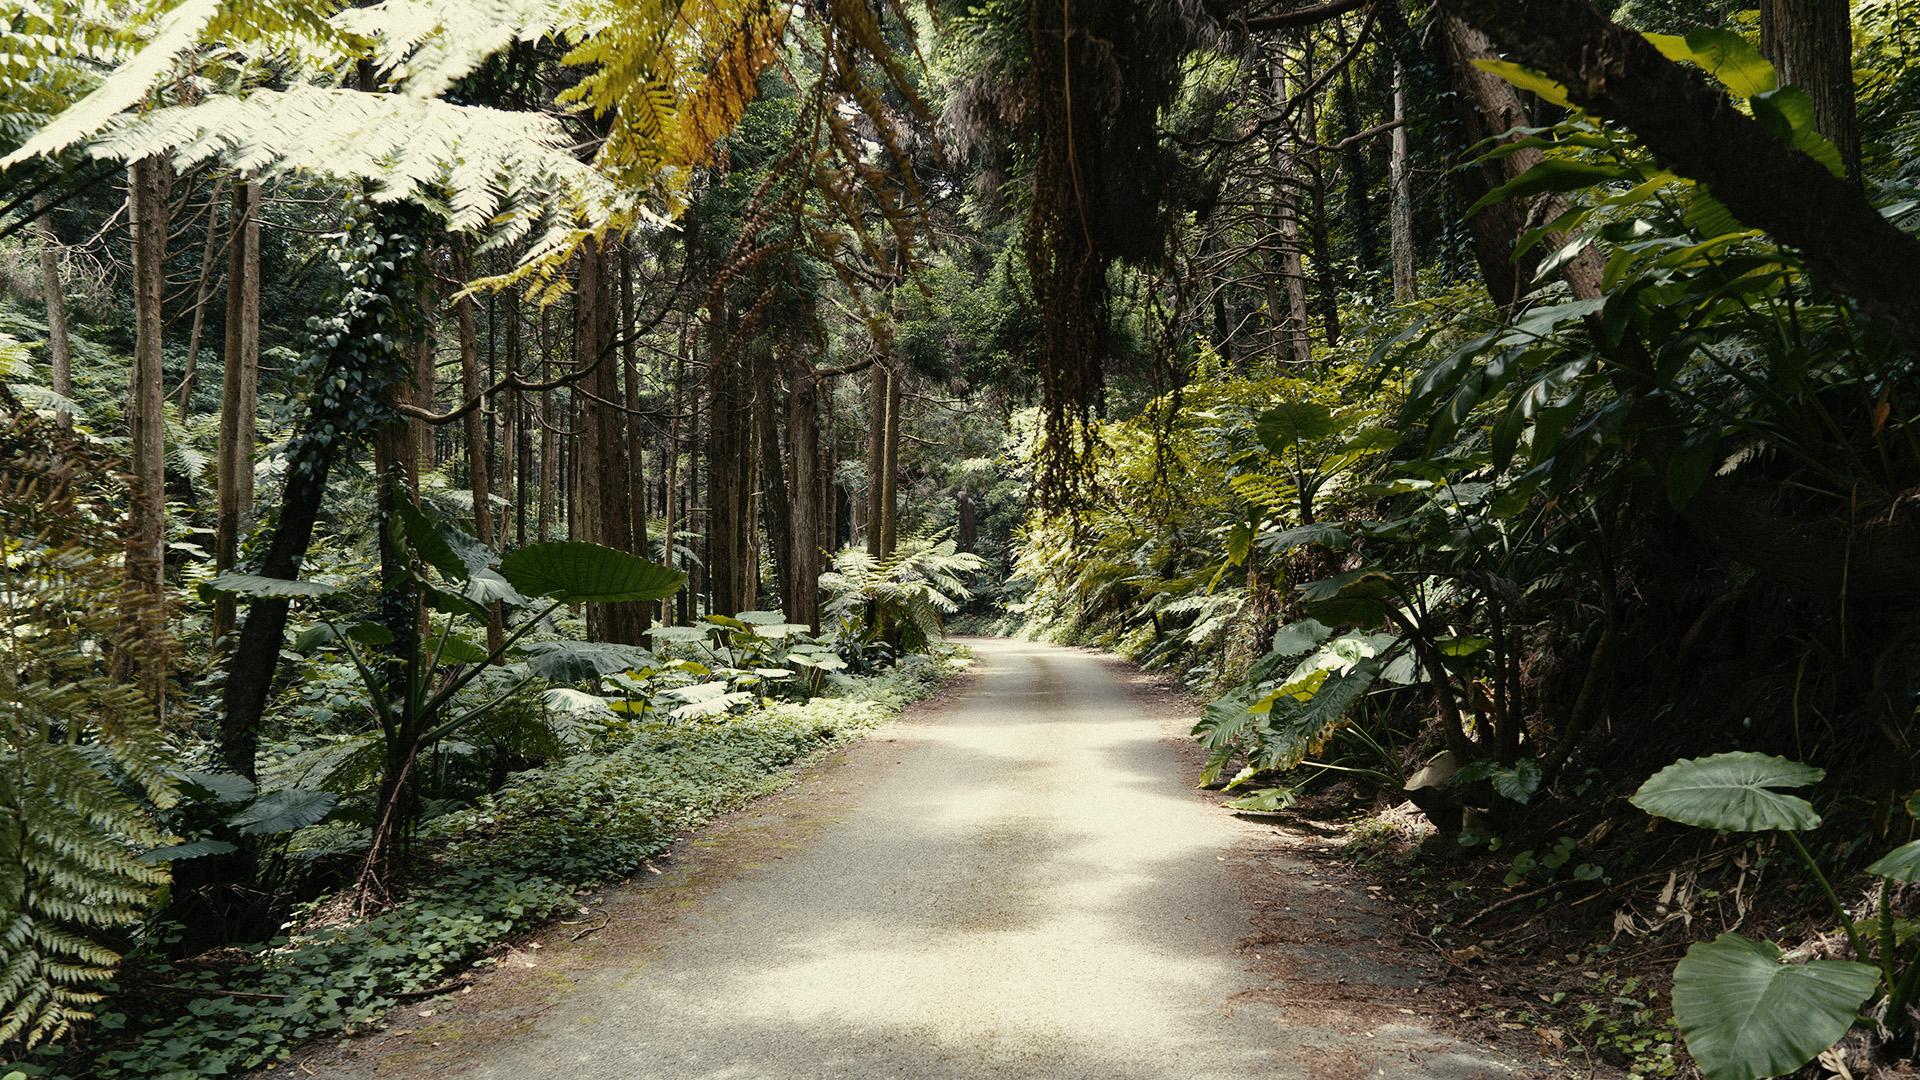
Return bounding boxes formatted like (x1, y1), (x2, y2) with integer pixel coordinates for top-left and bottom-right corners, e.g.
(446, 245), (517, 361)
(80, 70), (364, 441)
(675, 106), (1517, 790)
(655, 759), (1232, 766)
(300, 638), (1547, 1079)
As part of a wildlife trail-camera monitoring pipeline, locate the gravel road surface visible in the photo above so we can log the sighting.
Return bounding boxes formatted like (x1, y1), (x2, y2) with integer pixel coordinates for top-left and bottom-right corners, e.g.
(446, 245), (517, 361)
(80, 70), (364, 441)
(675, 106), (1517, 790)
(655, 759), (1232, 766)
(331, 638), (1535, 1080)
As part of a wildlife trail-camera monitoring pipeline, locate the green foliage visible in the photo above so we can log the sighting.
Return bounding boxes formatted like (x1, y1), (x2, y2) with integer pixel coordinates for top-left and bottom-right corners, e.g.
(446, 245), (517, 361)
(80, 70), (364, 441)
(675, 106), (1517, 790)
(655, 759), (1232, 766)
(1630, 753), (1825, 833)
(0, 404), (175, 1051)
(1670, 935), (1878, 1080)
(88, 869), (575, 1080)
(432, 698), (889, 884)
(1634, 753), (1920, 1078)
(821, 533), (986, 652)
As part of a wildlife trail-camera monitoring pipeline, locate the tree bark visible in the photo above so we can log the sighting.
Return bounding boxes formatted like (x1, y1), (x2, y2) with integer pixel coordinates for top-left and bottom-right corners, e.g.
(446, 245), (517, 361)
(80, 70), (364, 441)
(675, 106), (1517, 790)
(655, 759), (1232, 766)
(175, 176), (227, 422)
(1442, 0), (1920, 359)
(453, 242), (503, 655)
(865, 360), (887, 557)
(1759, 0), (1859, 183)
(1267, 55), (1312, 364)
(787, 360), (822, 629)
(31, 194), (72, 430)
(707, 303), (753, 617)
(619, 243), (651, 632)
(212, 179), (260, 654)
(123, 156), (170, 712)
(757, 354), (792, 618)
(1389, 61), (1418, 303)
(881, 358), (902, 557)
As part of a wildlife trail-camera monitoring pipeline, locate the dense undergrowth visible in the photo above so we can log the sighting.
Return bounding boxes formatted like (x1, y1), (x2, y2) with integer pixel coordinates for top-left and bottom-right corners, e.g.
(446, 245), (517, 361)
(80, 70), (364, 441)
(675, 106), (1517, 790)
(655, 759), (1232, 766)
(1, 653), (961, 1080)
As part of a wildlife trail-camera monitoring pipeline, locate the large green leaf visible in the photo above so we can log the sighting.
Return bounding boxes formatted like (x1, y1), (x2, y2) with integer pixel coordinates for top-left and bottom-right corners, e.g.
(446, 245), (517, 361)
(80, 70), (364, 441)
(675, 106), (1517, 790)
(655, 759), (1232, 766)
(521, 640), (659, 683)
(1255, 402), (1337, 453)
(225, 788), (338, 837)
(1645, 29), (1777, 98)
(1866, 840), (1920, 882)
(1471, 59), (1574, 109)
(1630, 752), (1824, 832)
(209, 572), (341, 599)
(394, 494), (478, 583)
(1672, 933), (1876, 1080)
(500, 541), (686, 604)
(1467, 159), (1640, 217)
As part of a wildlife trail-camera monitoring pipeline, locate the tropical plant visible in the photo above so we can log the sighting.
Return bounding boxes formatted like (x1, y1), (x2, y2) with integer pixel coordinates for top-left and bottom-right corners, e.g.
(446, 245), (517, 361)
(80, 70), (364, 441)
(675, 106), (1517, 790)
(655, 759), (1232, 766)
(211, 492), (685, 905)
(1631, 751), (1915, 1080)
(821, 533), (986, 652)
(0, 398), (176, 1048)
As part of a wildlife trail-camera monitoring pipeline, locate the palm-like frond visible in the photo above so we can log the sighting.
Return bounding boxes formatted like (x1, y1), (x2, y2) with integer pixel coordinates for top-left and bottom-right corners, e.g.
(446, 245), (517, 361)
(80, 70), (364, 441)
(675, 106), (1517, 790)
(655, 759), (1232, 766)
(0, 405), (176, 1050)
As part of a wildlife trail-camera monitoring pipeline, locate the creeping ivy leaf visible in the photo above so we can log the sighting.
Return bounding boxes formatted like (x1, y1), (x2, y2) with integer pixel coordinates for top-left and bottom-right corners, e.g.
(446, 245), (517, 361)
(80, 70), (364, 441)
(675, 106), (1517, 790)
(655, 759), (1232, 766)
(1672, 933), (1876, 1080)
(1631, 752), (1824, 832)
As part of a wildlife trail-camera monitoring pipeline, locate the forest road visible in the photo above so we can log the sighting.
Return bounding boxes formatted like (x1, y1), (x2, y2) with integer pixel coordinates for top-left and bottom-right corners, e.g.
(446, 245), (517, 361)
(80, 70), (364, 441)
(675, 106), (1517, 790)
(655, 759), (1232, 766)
(316, 638), (1540, 1080)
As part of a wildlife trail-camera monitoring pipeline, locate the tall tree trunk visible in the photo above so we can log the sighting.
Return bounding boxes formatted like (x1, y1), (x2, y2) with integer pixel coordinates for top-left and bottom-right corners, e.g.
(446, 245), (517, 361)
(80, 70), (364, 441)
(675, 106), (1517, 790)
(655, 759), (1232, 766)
(757, 351), (793, 616)
(175, 176), (227, 422)
(212, 179), (260, 654)
(662, 323), (686, 626)
(706, 303), (753, 617)
(123, 156), (170, 712)
(453, 242), (503, 655)
(538, 308), (555, 542)
(1333, 31), (1380, 288)
(1439, 14), (1604, 306)
(786, 361), (821, 630)
(1390, 61), (1418, 304)
(1759, 0), (1860, 183)
(865, 361), (886, 557)
(31, 194), (72, 430)
(1269, 56), (1312, 364)
(620, 244), (651, 631)
(880, 358), (901, 557)
(1300, 45), (1341, 346)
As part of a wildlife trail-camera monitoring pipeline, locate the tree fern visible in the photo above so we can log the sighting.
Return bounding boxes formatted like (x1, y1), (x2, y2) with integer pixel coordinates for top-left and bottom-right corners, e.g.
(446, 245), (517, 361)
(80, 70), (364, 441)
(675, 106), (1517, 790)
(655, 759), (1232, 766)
(821, 534), (985, 651)
(0, 400), (176, 1051)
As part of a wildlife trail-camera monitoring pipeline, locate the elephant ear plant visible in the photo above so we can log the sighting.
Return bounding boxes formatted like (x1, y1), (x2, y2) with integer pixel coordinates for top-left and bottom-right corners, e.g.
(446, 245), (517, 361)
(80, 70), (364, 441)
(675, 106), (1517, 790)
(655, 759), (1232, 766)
(1630, 752), (1920, 1080)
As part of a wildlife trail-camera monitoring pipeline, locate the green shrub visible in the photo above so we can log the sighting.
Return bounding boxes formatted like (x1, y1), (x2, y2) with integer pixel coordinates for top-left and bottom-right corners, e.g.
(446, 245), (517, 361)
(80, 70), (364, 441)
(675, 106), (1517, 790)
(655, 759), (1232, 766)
(429, 697), (892, 883)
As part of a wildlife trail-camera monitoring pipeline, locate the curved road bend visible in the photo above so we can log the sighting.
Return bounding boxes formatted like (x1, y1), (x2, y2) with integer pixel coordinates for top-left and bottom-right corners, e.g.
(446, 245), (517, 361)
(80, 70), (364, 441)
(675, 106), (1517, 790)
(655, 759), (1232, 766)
(416, 638), (1532, 1080)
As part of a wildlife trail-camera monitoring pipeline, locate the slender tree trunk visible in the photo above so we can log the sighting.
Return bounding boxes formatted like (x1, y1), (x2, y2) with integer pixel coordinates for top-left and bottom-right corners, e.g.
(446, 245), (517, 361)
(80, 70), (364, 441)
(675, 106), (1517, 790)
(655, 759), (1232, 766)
(881, 359), (901, 557)
(662, 322), (686, 626)
(1390, 61), (1418, 304)
(453, 242), (503, 654)
(175, 176), (227, 422)
(1759, 0), (1860, 183)
(1269, 56), (1312, 364)
(706, 305), (754, 617)
(757, 350), (792, 615)
(787, 361), (821, 629)
(865, 362), (887, 557)
(212, 179), (260, 654)
(620, 244), (651, 630)
(123, 156), (170, 712)
(538, 308), (555, 542)
(1440, 14), (1603, 306)
(1300, 46), (1341, 346)
(31, 194), (72, 430)
(1333, 31), (1380, 288)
